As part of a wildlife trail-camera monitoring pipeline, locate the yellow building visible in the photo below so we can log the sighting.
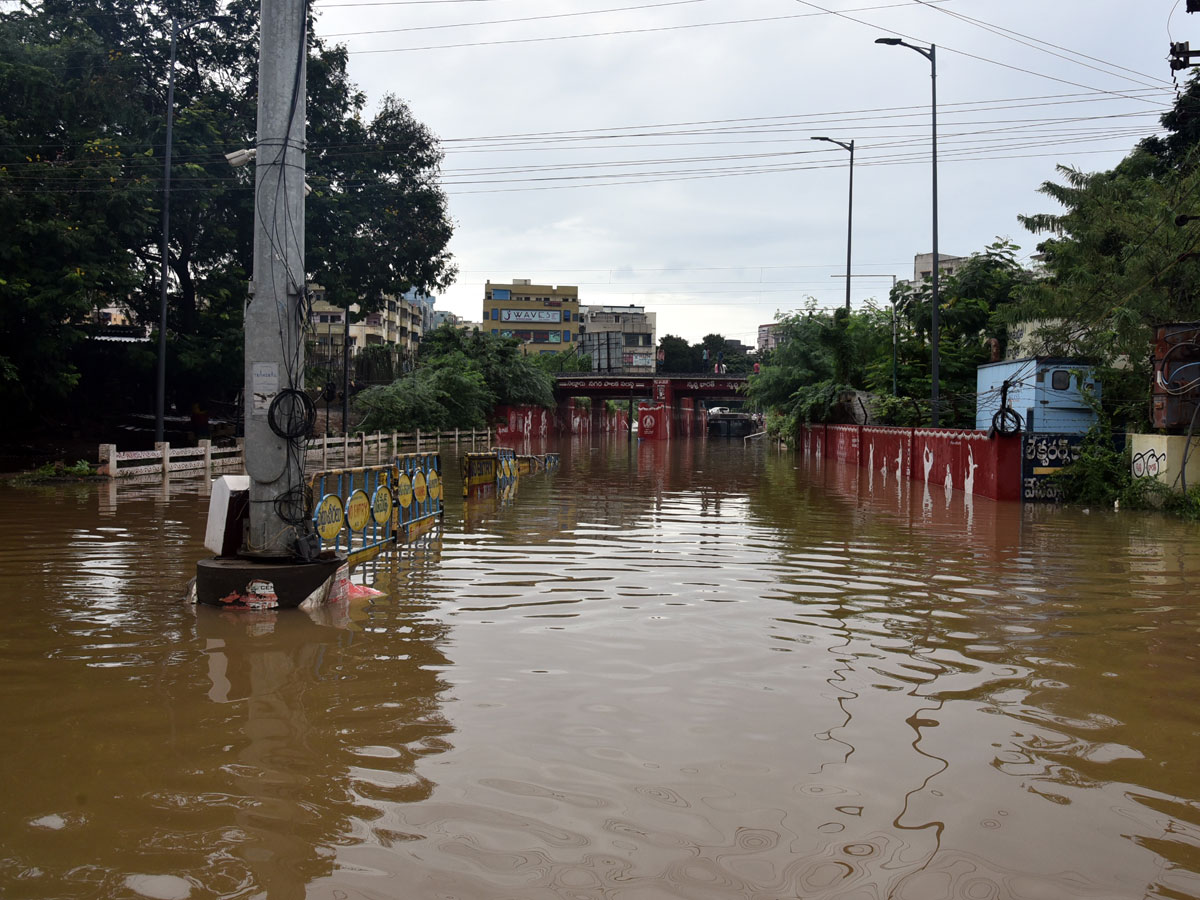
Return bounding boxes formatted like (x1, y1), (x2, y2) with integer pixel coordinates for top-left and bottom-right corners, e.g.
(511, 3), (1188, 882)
(483, 279), (580, 354)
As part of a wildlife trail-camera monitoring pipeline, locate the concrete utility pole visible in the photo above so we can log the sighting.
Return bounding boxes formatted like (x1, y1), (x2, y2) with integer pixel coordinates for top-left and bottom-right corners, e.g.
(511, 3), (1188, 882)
(244, 0), (307, 556)
(196, 0), (345, 609)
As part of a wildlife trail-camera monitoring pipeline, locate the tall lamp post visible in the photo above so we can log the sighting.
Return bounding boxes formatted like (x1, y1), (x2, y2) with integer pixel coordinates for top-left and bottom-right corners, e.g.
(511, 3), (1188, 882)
(811, 136), (855, 312)
(875, 37), (940, 426)
(156, 16), (216, 444)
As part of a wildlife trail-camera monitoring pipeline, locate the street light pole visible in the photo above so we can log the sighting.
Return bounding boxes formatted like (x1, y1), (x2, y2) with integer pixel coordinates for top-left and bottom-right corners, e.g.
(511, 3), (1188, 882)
(154, 17), (180, 445)
(811, 136), (855, 311)
(156, 16), (216, 444)
(876, 38), (940, 426)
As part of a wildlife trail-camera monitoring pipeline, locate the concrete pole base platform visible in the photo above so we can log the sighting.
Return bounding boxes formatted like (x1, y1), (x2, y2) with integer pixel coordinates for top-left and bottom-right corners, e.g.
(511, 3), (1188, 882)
(192, 554), (348, 610)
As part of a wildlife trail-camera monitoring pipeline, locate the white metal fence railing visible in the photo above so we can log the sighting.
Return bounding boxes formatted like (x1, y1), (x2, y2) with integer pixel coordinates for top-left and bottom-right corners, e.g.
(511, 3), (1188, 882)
(98, 429), (494, 479)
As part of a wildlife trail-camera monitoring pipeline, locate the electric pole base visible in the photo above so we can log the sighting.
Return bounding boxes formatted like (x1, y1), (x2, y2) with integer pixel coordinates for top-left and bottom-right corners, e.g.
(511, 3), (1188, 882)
(191, 554), (348, 610)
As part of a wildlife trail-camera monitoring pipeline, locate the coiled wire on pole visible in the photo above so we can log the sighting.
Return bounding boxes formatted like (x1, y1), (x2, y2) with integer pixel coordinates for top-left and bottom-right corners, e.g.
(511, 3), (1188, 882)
(266, 389), (317, 528)
(991, 379), (1023, 436)
(268, 388), (316, 440)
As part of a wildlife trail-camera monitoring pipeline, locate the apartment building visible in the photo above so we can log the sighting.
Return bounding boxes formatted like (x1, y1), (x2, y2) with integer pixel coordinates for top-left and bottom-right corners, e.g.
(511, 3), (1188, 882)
(483, 279), (580, 354)
(309, 287), (425, 362)
(578, 304), (657, 374)
(911, 251), (966, 282)
(758, 323), (783, 353)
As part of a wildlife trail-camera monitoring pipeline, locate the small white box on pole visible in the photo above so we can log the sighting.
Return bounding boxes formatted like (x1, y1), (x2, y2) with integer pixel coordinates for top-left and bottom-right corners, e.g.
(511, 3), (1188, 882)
(204, 475), (250, 556)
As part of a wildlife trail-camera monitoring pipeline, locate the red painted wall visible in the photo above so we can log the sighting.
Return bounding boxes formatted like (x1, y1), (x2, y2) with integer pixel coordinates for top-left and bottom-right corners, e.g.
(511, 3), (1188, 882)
(828, 424), (860, 466)
(859, 427), (914, 482)
(798, 423), (1021, 502)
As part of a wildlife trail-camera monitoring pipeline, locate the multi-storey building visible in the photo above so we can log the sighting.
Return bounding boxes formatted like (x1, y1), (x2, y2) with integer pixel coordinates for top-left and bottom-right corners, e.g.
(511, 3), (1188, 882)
(578, 304), (657, 374)
(308, 287), (426, 370)
(758, 323), (783, 353)
(483, 279), (580, 354)
(911, 251), (966, 283)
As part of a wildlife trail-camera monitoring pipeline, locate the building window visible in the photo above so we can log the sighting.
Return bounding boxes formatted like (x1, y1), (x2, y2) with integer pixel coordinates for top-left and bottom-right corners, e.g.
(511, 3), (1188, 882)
(492, 328), (498, 335)
(491, 308), (499, 320)
(1051, 370), (1071, 391)
(563, 310), (571, 322)
(563, 330), (571, 342)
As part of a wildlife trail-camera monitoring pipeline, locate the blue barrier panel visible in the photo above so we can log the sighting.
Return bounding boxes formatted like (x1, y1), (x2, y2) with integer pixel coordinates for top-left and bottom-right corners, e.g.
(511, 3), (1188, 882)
(309, 464), (399, 566)
(395, 452), (444, 539)
(493, 447), (518, 493)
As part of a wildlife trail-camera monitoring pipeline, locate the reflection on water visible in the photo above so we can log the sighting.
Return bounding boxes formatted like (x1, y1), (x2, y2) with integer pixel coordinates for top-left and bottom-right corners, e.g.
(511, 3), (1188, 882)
(2, 438), (1200, 898)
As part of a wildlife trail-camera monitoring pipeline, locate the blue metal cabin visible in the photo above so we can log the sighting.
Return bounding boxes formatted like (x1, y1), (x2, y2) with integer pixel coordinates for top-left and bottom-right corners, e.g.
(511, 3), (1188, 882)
(975, 358), (1100, 434)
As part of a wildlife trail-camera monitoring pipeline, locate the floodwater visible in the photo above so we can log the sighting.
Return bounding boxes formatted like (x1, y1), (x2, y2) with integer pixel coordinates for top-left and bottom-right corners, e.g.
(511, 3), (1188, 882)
(1, 437), (1199, 900)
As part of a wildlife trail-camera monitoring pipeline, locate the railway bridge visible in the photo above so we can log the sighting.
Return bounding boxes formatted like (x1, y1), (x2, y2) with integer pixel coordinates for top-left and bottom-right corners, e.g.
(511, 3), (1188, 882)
(553, 373), (749, 439)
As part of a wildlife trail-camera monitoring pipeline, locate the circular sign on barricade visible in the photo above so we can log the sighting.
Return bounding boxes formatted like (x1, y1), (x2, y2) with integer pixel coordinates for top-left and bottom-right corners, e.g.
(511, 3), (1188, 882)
(346, 489), (371, 532)
(372, 485), (393, 525)
(396, 473), (413, 508)
(427, 469), (441, 501)
(413, 471), (428, 504)
(315, 494), (345, 542)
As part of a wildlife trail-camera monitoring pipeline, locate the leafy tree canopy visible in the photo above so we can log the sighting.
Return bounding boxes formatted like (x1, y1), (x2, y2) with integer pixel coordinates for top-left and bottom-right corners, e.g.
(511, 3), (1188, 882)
(355, 325), (556, 432)
(0, 0), (455, 424)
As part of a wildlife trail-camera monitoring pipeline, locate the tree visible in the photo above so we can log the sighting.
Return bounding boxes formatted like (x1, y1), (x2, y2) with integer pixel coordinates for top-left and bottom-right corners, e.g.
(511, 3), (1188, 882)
(356, 325), (557, 433)
(0, 4), (156, 415)
(657, 334), (694, 373)
(1007, 74), (1200, 421)
(0, 0), (456, 427)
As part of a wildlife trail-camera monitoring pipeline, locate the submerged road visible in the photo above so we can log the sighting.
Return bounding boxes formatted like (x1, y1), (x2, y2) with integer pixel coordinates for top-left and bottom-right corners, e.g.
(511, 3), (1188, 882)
(1, 436), (1198, 898)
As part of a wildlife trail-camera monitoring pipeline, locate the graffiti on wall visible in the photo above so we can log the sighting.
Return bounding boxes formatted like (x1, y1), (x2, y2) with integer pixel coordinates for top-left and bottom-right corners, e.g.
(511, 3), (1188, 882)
(1131, 448), (1167, 479)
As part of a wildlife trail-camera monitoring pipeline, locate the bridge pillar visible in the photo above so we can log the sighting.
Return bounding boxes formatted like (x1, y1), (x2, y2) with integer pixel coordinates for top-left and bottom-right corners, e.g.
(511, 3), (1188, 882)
(679, 397), (695, 436)
(638, 379), (672, 441)
(557, 397), (577, 434)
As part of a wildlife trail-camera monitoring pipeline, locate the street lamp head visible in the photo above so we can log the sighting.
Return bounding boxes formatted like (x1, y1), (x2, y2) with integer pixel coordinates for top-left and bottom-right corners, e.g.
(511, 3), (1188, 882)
(811, 136), (830, 142)
(224, 148), (256, 167)
(875, 37), (902, 45)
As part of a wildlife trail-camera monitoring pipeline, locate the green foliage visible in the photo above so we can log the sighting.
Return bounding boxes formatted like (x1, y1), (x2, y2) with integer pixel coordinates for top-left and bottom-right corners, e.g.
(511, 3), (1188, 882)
(529, 348), (591, 373)
(32, 459), (97, 478)
(1050, 424), (1132, 506)
(657, 335), (693, 372)
(1005, 73), (1200, 424)
(354, 325), (556, 431)
(356, 356), (493, 433)
(0, 0), (455, 428)
(1049, 421), (1200, 519)
(657, 332), (752, 373)
(747, 241), (1032, 431)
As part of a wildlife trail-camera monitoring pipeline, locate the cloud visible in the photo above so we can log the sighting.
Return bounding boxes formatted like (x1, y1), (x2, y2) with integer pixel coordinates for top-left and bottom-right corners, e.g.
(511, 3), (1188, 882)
(312, 0), (1174, 341)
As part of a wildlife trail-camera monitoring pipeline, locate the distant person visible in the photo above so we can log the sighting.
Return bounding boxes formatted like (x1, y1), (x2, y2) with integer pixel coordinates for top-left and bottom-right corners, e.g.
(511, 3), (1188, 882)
(719, 363), (727, 374)
(753, 361), (760, 375)
(713, 363), (720, 374)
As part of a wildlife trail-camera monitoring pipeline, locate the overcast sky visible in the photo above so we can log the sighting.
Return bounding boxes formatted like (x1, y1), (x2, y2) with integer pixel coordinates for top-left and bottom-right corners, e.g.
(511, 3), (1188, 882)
(310, 0), (1182, 345)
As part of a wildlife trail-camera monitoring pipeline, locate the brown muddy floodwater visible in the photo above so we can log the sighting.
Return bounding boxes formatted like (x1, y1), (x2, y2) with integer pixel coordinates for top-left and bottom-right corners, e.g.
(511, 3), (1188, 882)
(1, 436), (1199, 900)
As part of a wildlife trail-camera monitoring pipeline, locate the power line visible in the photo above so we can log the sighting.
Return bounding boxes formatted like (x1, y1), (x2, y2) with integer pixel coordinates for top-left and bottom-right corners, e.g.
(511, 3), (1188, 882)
(320, 0), (719, 37)
(338, 0), (956, 54)
(788, 0), (1168, 106)
(0, 86), (1166, 156)
(0, 140), (1153, 196)
(908, 0), (1172, 90)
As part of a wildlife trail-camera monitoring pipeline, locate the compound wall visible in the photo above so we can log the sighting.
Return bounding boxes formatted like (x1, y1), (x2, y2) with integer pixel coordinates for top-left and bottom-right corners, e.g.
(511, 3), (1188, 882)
(799, 424), (1022, 502)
